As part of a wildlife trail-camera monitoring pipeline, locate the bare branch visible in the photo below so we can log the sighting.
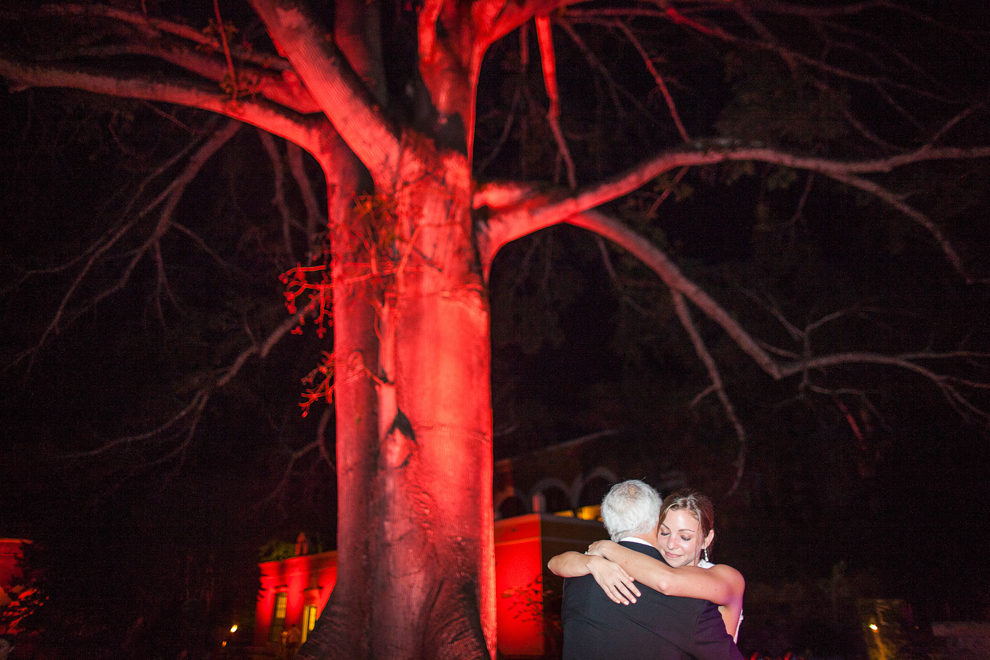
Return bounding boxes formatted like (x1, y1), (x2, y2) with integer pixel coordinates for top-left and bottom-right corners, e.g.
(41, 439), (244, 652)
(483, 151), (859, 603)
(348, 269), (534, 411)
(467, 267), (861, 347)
(535, 16), (577, 188)
(566, 210), (784, 378)
(783, 351), (990, 425)
(556, 18), (659, 126)
(70, 301), (315, 463)
(67, 389), (212, 460)
(930, 104), (986, 146)
(571, 1), (979, 117)
(738, 288), (803, 342)
(822, 169), (968, 280)
(742, 1), (884, 18)
(259, 129), (306, 261)
(479, 142), (990, 278)
(14, 3), (291, 70)
(595, 236), (619, 283)
(489, 205), (990, 433)
(285, 142), (325, 263)
(151, 240), (180, 325)
(0, 56), (325, 150)
(477, 84), (524, 176)
(671, 290), (748, 495)
(4, 4), (324, 114)
(248, 0), (401, 176)
(647, 166), (689, 217)
(18, 120), (243, 368)
(170, 222), (236, 271)
(315, 405), (336, 468)
(4, 120), (211, 298)
(67, 38), (323, 114)
(615, 21), (690, 143)
(211, 0), (238, 100)
(263, 438), (326, 507)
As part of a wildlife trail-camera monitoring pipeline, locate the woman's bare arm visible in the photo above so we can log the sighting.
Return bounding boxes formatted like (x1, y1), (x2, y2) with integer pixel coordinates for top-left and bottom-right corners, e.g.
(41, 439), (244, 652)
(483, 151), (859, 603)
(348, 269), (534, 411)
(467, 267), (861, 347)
(588, 540), (744, 607)
(547, 551), (642, 605)
(547, 551), (593, 578)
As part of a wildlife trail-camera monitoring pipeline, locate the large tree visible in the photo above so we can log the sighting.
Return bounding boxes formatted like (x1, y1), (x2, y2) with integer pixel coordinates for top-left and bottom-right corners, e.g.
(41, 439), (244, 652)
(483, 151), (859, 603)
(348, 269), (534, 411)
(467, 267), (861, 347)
(2, 1), (989, 658)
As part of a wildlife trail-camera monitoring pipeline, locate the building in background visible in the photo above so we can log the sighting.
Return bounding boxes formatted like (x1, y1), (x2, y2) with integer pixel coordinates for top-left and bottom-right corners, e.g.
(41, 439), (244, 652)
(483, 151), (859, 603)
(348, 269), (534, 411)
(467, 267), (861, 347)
(250, 433), (677, 657)
(0, 539), (31, 638)
(253, 515), (604, 658)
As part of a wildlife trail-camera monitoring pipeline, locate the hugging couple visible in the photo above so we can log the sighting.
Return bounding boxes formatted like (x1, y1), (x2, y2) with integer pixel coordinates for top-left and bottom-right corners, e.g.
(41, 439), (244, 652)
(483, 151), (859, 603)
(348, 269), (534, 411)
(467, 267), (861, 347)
(548, 480), (746, 660)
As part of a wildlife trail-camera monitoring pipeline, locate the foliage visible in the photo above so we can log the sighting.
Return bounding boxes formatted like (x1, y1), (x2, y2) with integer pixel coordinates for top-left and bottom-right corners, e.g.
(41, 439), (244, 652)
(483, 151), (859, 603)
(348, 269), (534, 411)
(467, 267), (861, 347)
(717, 54), (850, 148)
(259, 540), (299, 563)
(501, 574), (562, 660)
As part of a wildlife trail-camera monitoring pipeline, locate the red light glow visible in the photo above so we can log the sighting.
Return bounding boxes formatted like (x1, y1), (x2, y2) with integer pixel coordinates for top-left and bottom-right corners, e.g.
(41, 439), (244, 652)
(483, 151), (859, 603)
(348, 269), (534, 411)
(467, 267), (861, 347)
(253, 516), (604, 657)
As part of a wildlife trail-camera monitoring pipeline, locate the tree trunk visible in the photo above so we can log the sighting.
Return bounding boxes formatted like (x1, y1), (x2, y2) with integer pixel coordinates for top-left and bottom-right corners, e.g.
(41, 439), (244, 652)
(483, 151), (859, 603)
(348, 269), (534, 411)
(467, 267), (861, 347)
(301, 139), (495, 659)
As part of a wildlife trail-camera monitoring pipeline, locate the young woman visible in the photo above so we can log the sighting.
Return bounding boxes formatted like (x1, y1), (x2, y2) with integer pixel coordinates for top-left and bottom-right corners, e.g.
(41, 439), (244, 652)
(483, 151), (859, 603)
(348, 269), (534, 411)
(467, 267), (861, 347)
(551, 490), (745, 641)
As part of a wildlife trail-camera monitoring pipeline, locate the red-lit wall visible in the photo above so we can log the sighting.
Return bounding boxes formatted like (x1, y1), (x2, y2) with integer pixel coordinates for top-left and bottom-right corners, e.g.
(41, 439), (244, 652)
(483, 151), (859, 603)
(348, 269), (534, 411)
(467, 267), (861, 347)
(253, 515), (605, 657)
(0, 539), (27, 595)
(495, 515), (548, 656)
(1, 538), (29, 635)
(255, 550), (338, 645)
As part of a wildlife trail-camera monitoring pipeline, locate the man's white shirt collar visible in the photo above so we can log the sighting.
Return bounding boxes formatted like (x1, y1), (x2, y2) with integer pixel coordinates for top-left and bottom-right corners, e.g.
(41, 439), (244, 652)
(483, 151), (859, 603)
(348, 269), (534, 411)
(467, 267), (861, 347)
(617, 536), (654, 547)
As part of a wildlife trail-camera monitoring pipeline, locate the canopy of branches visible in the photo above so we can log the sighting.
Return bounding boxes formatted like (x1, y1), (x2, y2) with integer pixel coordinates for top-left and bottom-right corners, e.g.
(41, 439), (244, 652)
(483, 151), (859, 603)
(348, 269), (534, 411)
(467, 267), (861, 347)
(1, 0), (990, 656)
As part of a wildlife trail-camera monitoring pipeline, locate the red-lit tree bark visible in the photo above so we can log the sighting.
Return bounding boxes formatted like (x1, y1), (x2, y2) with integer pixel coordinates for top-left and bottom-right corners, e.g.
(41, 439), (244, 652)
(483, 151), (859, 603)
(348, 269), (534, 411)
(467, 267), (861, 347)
(3, 1), (990, 658)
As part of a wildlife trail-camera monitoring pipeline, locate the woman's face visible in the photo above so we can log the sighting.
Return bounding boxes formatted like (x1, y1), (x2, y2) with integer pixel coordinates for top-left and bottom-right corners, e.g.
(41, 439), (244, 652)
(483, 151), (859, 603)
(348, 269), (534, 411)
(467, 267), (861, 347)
(657, 508), (710, 568)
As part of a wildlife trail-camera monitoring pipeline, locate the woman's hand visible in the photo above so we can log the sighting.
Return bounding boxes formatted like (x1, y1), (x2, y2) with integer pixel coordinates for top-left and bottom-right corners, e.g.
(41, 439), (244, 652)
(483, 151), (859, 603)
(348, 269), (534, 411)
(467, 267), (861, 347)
(587, 540), (616, 557)
(587, 556), (641, 605)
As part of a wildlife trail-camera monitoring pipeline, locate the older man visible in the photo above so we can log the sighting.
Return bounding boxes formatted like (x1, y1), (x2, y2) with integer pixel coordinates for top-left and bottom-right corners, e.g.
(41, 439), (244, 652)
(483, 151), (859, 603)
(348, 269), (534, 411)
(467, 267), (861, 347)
(549, 480), (743, 660)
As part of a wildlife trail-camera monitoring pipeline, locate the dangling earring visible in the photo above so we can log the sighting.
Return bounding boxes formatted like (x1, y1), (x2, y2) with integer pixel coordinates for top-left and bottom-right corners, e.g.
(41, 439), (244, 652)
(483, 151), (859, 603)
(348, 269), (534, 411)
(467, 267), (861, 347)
(703, 546), (710, 563)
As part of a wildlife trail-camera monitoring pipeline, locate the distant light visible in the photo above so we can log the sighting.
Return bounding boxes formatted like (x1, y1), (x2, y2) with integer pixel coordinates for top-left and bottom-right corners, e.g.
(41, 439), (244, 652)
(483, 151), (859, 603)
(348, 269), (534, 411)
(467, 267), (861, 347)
(576, 505), (602, 521)
(222, 641), (227, 647)
(230, 624), (238, 633)
(869, 624), (879, 632)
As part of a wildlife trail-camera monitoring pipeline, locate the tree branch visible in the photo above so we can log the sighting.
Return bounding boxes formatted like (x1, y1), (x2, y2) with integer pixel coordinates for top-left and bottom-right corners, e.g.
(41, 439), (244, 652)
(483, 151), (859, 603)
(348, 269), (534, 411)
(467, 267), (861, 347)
(556, 18), (659, 127)
(786, 351), (990, 426)
(614, 20), (690, 143)
(478, 142), (990, 279)
(5, 3), (325, 114)
(535, 16), (577, 188)
(247, 0), (401, 177)
(566, 209), (784, 378)
(485, 202), (990, 434)
(585, 212), (990, 438)
(0, 56), (325, 151)
(15, 3), (289, 70)
(671, 290), (748, 495)
(66, 39), (322, 114)
(69, 301), (316, 463)
(285, 142), (325, 264)
(259, 129), (307, 262)
(17, 119), (243, 368)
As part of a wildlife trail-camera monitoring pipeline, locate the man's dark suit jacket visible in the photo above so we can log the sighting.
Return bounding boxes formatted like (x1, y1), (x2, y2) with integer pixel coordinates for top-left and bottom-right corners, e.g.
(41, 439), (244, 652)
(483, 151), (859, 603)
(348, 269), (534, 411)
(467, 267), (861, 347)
(560, 541), (743, 660)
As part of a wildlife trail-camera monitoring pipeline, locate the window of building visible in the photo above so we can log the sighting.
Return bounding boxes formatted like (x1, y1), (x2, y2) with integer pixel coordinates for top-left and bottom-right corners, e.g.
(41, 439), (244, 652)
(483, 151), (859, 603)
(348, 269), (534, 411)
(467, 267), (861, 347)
(302, 604), (318, 643)
(270, 592), (288, 642)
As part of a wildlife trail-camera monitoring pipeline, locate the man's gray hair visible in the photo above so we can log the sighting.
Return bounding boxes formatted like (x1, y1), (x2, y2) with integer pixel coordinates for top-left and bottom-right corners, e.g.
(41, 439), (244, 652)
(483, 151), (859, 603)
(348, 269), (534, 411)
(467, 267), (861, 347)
(600, 480), (662, 542)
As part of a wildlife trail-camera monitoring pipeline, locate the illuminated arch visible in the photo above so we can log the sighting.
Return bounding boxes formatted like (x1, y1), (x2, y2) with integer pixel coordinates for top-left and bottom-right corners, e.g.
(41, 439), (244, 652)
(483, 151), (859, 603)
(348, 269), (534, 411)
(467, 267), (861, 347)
(494, 489), (529, 520)
(576, 467), (618, 508)
(529, 477), (574, 514)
